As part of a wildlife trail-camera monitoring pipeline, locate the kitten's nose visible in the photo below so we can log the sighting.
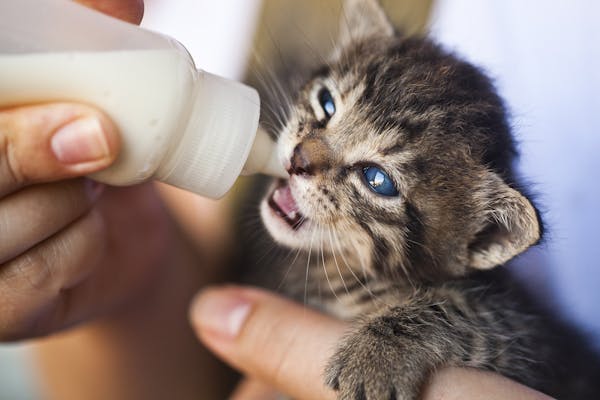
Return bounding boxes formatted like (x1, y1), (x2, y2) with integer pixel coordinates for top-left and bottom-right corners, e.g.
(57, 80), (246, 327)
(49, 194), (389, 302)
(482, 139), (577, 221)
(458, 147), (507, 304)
(288, 138), (331, 176)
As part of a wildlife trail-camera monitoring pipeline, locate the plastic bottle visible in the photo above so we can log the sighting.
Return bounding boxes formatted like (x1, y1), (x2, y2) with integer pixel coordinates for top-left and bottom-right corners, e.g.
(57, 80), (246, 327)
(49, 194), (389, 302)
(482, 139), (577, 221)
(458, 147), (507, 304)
(0, 0), (286, 198)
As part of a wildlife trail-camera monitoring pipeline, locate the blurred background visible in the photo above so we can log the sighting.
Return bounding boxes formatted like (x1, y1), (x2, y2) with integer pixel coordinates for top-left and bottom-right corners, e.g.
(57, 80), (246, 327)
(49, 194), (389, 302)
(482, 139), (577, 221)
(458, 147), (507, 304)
(0, 0), (598, 398)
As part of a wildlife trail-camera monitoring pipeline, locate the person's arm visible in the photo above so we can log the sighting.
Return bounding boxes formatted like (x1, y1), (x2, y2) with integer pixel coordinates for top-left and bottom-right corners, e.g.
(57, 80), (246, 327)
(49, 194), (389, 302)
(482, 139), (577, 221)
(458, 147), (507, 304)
(190, 286), (555, 400)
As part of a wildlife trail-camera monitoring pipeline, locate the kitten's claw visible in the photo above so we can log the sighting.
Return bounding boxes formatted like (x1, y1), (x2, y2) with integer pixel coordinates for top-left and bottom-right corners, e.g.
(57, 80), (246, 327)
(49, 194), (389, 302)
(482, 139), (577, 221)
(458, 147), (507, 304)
(325, 327), (427, 400)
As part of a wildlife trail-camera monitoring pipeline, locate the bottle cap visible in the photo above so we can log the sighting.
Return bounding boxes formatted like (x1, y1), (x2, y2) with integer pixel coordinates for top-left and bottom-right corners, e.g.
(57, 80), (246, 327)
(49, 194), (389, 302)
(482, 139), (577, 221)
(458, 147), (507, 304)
(157, 72), (263, 198)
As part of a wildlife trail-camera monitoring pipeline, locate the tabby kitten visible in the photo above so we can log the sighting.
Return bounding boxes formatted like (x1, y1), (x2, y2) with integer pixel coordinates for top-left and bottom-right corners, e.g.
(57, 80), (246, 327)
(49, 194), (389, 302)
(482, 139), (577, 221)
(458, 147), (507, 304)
(256, 0), (600, 398)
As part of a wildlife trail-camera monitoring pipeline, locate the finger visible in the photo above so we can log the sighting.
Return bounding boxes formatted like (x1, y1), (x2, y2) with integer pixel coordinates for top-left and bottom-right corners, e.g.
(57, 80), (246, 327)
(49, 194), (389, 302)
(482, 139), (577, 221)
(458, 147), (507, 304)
(422, 367), (555, 400)
(0, 179), (103, 263)
(0, 209), (106, 340)
(230, 378), (280, 400)
(190, 286), (346, 400)
(75, 0), (144, 24)
(0, 103), (119, 196)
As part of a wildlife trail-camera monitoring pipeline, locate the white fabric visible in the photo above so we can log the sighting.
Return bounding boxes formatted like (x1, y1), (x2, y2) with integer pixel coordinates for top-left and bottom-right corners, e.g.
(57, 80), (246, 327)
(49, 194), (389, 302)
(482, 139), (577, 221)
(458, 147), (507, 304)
(430, 0), (600, 343)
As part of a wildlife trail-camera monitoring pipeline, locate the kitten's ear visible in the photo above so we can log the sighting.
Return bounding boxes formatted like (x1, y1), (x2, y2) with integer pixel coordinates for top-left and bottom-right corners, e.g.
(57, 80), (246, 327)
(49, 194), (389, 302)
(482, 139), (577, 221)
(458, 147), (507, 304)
(338, 0), (394, 49)
(467, 172), (542, 270)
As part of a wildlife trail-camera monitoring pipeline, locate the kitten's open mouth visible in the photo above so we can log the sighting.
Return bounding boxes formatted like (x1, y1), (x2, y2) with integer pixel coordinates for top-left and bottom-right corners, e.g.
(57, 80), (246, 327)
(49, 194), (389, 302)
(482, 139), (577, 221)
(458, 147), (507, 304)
(268, 180), (305, 229)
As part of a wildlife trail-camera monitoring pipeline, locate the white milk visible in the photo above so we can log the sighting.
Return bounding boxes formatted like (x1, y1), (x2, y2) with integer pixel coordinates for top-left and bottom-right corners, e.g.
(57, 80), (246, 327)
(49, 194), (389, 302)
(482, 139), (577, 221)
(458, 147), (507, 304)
(0, 0), (286, 198)
(0, 49), (194, 184)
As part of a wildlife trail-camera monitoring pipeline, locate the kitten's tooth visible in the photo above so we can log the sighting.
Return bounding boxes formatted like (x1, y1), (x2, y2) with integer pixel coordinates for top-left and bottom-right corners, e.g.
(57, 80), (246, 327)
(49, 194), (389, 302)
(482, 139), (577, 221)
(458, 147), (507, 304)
(273, 188), (281, 202)
(289, 211), (297, 220)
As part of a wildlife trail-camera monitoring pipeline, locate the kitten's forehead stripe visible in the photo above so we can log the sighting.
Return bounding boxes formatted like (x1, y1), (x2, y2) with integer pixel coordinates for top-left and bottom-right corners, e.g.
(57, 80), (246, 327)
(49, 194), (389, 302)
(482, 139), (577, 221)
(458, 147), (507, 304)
(380, 143), (404, 156)
(399, 118), (430, 142)
(311, 65), (331, 80)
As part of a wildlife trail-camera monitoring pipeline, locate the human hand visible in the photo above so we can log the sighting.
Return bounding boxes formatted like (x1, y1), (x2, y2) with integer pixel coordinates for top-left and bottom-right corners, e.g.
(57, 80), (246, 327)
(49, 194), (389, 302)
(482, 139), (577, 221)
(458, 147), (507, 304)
(75, 0), (144, 24)
(0, 102), (175, 340)
(190, 286), (555, 400)
(0, 0), (179, 341)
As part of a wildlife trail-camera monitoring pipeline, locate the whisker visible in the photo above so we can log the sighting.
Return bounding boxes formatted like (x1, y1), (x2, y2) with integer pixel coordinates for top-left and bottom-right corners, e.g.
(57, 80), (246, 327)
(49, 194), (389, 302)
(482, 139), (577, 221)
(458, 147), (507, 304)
(327, 227), (353, 303)
(275, 245), (304, 292)
(304, 223), (318, 309)
(320, 225), (341, 303)
(353, 235), (372, 287)
(248, 57), (291, 133)
(332, 229), (383, 307)
(252, 232), (285, 268)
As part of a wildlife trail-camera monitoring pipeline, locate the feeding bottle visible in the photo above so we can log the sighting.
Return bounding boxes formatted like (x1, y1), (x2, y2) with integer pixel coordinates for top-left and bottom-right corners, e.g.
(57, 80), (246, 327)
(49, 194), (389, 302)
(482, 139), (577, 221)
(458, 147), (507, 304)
(0, 0), (286, 198)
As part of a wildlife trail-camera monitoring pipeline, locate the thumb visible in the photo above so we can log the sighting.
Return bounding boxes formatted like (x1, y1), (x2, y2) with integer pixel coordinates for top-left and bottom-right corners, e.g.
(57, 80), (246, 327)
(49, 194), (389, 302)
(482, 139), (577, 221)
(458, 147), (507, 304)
(189, 286), (346, 400)
(0, 103), (120, 195)
(75, 0), (144, 24)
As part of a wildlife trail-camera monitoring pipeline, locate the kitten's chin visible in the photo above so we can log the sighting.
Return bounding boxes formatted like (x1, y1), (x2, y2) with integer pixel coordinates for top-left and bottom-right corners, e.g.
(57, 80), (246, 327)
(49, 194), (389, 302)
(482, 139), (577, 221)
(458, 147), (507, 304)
(261, 179), (312, 249)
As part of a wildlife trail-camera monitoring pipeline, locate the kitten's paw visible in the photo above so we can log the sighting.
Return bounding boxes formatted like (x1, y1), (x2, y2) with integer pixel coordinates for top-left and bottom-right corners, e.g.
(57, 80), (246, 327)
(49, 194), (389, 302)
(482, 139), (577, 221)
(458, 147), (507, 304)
(325, 328), (427, 400)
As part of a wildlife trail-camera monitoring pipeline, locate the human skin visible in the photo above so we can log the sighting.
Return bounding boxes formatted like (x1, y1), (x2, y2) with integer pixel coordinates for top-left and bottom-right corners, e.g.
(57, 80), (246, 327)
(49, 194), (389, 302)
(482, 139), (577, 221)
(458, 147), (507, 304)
(75, 0), (144, 24)
(191, 286), (556, 400)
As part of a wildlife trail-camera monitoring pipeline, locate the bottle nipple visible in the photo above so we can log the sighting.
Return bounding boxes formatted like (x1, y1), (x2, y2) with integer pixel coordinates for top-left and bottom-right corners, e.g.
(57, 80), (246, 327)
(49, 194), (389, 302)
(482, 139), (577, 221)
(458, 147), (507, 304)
(243, 127), (288, 178)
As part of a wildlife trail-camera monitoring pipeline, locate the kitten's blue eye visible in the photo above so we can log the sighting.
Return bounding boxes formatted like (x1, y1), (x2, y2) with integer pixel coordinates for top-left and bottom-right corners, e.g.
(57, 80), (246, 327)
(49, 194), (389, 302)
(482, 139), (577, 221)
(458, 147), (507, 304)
(362, 166), (399, 197)
(318, 88), (336, 120)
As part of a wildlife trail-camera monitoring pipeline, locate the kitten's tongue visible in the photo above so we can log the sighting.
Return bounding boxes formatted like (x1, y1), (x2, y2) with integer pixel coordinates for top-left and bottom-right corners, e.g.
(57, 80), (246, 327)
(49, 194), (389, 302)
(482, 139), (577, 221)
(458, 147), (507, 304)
(272, 184), (299, 219)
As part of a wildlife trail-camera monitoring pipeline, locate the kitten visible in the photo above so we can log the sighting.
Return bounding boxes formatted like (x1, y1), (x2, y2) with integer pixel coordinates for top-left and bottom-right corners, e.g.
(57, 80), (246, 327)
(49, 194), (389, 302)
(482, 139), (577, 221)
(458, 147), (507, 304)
(253, 0), (600, 398)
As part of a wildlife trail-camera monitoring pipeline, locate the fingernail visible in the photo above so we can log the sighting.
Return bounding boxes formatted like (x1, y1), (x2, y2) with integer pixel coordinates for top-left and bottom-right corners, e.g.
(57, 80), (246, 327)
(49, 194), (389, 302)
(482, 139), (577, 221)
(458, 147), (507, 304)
(51, 117), (110, 165)
(191, 289), (252, 340)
